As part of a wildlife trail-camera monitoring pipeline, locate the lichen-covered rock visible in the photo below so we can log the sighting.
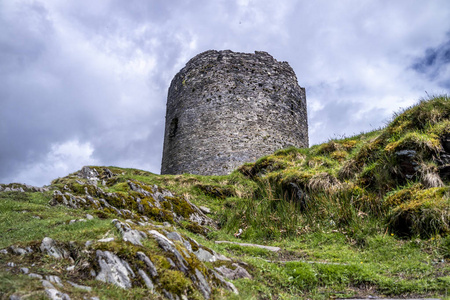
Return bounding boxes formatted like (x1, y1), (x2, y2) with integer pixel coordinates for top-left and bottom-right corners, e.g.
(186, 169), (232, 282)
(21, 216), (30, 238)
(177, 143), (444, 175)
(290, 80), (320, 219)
(215, 263), (252, 280)
(49, 171), (215, 234)
(78, 166), (100, 184)
(211, 270), (239, 295)
(193, 268), (211, 299)
(112, 219), (147, 246)
(138, 269), (155, 290)
(149, 230), (189, 273)
(45, 288), (71, 300)
(194, 248), (216, 263)
(46, 275), (64, 287)
(136, 251), (158, 277)
(95, 250), (135, 289)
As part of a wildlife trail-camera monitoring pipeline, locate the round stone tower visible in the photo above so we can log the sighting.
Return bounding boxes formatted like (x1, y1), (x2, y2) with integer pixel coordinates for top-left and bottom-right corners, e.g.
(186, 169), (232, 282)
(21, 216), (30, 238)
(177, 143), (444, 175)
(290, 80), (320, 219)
(161, 50), (308, 175)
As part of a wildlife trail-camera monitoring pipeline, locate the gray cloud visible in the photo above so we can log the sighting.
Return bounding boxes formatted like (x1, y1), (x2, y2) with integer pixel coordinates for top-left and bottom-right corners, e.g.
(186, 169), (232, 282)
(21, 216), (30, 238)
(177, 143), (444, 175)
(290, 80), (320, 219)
(412, 37), (450, 88)
(1, 0), (449, 186)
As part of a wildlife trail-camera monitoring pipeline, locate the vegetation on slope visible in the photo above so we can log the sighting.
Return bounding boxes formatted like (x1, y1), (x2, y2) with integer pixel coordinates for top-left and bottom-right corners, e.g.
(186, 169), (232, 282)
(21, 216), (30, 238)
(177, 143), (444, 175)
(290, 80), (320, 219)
(1, 95), (449, 299)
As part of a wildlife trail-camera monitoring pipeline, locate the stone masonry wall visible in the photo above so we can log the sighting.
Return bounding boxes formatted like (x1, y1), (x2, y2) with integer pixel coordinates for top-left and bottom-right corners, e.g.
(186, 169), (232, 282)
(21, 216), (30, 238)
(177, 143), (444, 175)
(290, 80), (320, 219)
(161, 50), (308, 175)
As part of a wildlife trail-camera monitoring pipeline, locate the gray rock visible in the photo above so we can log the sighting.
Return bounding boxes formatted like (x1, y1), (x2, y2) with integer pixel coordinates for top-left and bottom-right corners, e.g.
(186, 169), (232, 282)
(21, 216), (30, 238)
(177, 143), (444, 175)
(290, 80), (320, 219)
(67, 280), (92, 291)
(97, 237), (115, 243)
(96, 250), (135, 289)
(0, 248), (8, 254)
(9, 294), (22, 300)
(194, 268), (211, 299)
(10, 246), (28, 255)
(138, 269), (154, 290)
(102, 168), (114, 178)
(194, 248), (216, 262)
(183, 240), (193, 252)
(45, 288), (71, 300)
(166, 231), (184, 242)
(128, 181), (151, 196)
(214, 252), (231, 261)
(199, 206), (211, 214)
(40, 237), (69, 260)
(166, 257), (177, 268)
(66, 265), (75, 271)
(86, 214), (94, 220)
(20, 267), (29, 274)
(113, 220), (147, 246)
(136, 252), (158, 277)
(148, 230), (174, 252)
(45, 275), (64, 287)
(41, 280), (55, 289)
(162, 289), (175, 300)
(78, 166), (100, 184)
(85, 240), (93, 247)
(7, 262), (16, 267)
(212, 270), (239, 295)
(149, 230), (188, 273)
(215, 264), (252, 280)
(28, 273), (43, 279)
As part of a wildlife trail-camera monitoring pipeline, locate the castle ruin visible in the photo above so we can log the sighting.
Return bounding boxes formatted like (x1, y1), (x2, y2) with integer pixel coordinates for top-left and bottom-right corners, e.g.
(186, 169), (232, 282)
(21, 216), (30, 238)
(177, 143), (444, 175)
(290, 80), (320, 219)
(161, 50), (308, 176)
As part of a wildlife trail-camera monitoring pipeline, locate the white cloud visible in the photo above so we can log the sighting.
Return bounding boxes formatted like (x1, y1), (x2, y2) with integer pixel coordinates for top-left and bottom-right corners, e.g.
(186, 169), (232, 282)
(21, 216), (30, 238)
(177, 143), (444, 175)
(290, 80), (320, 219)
(10, 140), (98, 186)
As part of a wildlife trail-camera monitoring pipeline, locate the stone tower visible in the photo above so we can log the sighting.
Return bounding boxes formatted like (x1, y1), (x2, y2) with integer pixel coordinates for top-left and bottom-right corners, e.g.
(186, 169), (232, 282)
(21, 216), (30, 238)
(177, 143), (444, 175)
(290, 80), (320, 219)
(161, 50), (308, 175)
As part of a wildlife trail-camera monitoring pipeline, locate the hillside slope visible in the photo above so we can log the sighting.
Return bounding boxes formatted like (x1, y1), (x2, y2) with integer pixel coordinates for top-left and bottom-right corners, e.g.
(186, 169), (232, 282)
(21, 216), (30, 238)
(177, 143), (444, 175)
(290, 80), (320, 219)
(1, 95), (449, 299)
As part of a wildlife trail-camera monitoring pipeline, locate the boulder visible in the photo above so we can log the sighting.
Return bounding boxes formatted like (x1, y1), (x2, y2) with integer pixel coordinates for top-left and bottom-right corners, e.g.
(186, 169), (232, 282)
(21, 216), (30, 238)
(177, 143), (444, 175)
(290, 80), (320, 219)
(95, 250), (135, 289)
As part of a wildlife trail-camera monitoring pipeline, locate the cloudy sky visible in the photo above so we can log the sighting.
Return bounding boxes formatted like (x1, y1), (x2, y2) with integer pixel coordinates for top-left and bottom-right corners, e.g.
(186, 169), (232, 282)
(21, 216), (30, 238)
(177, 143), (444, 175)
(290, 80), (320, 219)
(1, 0), (449, 186)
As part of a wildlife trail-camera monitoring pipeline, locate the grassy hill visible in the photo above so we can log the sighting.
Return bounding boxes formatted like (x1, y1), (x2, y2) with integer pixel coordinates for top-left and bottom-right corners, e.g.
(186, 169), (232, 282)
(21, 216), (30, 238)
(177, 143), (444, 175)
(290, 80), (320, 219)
(1, 95), (449, 299)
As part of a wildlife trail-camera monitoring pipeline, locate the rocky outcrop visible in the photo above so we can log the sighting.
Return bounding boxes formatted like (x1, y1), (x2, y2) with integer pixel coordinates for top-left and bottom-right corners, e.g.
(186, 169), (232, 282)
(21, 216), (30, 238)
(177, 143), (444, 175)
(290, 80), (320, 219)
(1, 217), (242, 299)
(0, 167), (242, 299)
(50, 167), (214, 234)
(0, 183), (49, 193)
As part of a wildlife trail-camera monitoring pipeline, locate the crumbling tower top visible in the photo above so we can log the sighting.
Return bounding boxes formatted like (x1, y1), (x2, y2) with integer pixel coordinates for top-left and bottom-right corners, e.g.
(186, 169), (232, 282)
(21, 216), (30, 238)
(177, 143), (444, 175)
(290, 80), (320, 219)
(161, 50), (308, 175)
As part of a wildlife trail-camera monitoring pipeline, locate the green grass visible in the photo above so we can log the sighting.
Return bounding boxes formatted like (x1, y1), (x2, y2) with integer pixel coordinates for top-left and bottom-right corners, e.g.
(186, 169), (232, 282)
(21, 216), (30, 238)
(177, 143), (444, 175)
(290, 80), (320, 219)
(0, 191), (114, 248)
